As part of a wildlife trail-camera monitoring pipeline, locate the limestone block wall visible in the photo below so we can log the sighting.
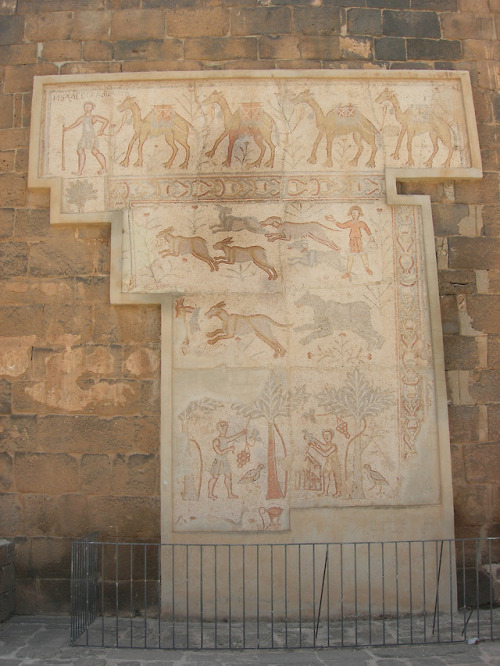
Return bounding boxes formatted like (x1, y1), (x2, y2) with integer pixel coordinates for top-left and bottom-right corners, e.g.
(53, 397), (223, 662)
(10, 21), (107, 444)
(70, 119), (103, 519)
(0, 0), (498, 614)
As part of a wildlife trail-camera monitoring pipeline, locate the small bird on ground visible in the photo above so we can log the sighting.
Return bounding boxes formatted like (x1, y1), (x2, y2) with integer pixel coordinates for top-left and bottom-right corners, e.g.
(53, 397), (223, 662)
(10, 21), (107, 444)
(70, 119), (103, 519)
(238, 464), (265, 484)
(363, 464), (389, 496)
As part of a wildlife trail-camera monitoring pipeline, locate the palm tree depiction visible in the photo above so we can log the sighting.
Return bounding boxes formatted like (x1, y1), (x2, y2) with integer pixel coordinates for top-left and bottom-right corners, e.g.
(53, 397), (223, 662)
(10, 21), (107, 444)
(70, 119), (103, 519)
(233, 375), (308, 500)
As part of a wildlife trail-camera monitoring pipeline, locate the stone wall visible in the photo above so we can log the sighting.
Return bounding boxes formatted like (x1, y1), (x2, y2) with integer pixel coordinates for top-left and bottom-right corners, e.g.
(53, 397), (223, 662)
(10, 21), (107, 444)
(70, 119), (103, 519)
(0, 539), (15, 621)
(0, 0), (498, 614)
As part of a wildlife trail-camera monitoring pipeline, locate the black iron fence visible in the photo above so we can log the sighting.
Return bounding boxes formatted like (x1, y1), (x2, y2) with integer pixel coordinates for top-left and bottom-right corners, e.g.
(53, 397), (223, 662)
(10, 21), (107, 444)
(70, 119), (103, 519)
(71, 536), (500, 649)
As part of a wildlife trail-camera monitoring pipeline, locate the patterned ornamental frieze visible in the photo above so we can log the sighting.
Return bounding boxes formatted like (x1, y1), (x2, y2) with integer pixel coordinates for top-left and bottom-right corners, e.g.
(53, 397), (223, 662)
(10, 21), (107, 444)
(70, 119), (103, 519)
(29, 71), (481, 539)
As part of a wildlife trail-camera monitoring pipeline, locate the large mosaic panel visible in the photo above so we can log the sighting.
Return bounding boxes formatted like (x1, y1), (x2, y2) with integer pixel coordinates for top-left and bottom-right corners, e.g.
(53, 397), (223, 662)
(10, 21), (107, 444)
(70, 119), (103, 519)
(30, 71), (481, 538)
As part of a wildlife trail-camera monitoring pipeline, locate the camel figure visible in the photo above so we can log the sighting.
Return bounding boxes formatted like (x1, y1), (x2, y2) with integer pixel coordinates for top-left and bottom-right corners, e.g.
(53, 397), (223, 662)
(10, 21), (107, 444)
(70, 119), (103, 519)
(375, 88), (456, 168)
(202, 91), (277, 168)
(117, 97), (192, 169)
(292, 90), (378, 168)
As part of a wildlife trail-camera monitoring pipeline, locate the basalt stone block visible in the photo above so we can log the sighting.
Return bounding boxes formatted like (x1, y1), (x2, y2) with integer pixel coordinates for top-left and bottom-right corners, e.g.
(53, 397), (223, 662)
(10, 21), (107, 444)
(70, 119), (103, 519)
(382, 10), (440, 38)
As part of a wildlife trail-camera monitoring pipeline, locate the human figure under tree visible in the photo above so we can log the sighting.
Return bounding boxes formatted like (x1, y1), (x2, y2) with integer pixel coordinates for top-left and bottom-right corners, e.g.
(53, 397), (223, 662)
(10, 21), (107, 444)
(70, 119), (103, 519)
(208, 420), (246, 500)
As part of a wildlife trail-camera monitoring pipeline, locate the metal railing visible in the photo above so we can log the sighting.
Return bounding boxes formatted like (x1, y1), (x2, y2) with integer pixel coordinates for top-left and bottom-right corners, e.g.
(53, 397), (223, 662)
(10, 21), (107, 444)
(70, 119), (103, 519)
(71, 536), (500, 649)
(71, 532), (98, 644)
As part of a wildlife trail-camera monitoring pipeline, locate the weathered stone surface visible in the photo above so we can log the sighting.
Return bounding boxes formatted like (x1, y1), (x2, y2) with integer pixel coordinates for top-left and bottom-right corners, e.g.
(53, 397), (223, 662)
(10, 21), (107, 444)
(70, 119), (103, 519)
(293, 6), (341, 35)
(0, 93), (13, 128)
(449, 237), (500, 270)
(448, 406), (479, 443)
(0, 335), (35, 378)
(37, 415), (140, 453)
(29, 238), (96, 277)
(113, 39), (183, 61)
(166, 7), (229, 37)
(0, 278), (74, 305)
(347, 8), (382, 36)
(0, 172), (26, 205)
(0, 493), (21, 534)
(340, 35), (372, 59)
(14, 349), (139, 414)
(184, 36), (258, 60)
(0, 150), (15, 172)
(382, 10), (440, 38)
(431, 203), (473, 236)
(110, 9), (164, 40)
(71, 10), (111, 40)
(468, 370), (500, 404)
(438, 270), (476, 295)
(467, 295), (500, 334)
(0, 15), (24, 46)
(0, 208), (13, 238)
(439, 295), (460, 334)
(83, 40), (113, 61)
(301, 35), (341, 59)
(488, 405), (500, 441)
(453, 480), (488, 527)
(0, 379), (10, 415)
(27, 537), (71, 577)
(464, 442), (500, 483)
(0, 451), (13, 490)
(443, 335), (479, 370)
(374, 36), (406, 60)
(41, 40), (82, 62)
(0, 305), (43, 336)
(122, 347), (160, 378)
(88, 495), (160, 539)
(230, 7), (292, 35)
(407, 39), (462, 61)
(455, 173), (500, 204)
(0, 539), (14, 568)
(14, 208), (50, 237)
(0, 241), (28, 277)
(258, 35), (300, 60)
(22, 494), (89, 538)
(93, 305), (161, 344)
(441, 12), (495, 40)
(15, 577), (70, 614)
(488, 336), (500, 369)
(15, 453), (79, 494)
(111, 453), (159, 496)
(42, 304), (93, 344)
(0, 414), (37, 452)
(80, 453), (111, 493)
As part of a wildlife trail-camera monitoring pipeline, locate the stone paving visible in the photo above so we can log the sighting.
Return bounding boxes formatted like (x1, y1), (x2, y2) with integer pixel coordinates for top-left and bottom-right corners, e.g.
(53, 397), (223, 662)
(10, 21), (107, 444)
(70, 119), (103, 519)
(1, 616), (500, 665)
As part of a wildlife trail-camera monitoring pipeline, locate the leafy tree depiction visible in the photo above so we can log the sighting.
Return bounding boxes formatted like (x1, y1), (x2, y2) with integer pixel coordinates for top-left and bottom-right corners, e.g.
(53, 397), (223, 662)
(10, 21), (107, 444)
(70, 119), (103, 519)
(65, 179), (98, 213)
(233, 375), (308, 500)
(318, 369), (393, 500)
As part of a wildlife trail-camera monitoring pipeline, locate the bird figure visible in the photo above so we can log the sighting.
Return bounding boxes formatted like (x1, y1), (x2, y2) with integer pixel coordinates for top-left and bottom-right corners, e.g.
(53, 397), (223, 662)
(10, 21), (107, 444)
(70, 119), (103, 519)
(363, 464), (389, 496)
(238, 464), (265, 484)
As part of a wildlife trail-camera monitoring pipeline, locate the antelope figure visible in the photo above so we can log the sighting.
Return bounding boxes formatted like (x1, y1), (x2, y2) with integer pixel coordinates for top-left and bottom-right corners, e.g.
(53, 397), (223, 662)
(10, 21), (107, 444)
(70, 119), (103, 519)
(375, 88), (456, 168)
(117, 97), (192, 169)
(213, 237), (278, 280)
(156, 227), (218, 271)
(291, 90), (378, 168)
(202, 91), (277, 168)
(205, 301), (287, 358)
